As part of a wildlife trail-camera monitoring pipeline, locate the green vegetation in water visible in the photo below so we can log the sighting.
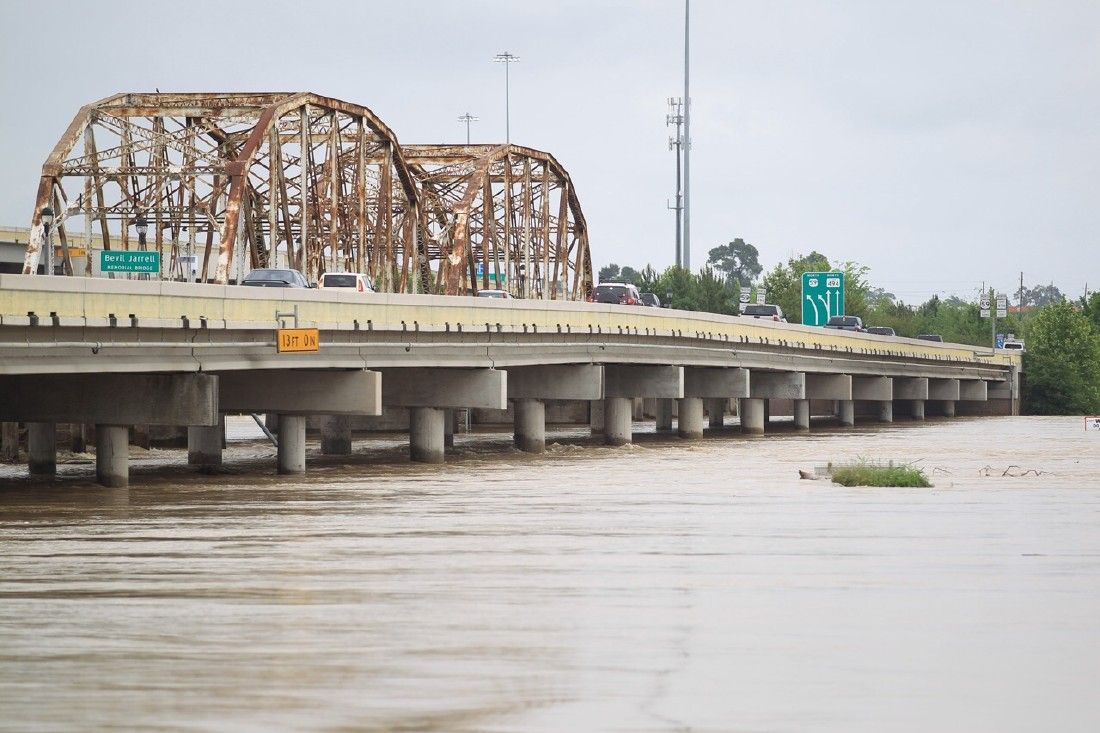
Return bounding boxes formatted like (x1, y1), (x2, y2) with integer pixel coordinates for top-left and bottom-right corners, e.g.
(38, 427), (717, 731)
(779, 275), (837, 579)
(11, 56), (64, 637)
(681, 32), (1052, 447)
(829, 460), (932, 488)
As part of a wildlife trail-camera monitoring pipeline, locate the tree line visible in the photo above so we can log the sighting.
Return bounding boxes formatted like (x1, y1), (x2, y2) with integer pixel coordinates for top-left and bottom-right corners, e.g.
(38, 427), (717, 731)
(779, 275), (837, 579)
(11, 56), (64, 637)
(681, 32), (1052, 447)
(598, 238), (1100, 415)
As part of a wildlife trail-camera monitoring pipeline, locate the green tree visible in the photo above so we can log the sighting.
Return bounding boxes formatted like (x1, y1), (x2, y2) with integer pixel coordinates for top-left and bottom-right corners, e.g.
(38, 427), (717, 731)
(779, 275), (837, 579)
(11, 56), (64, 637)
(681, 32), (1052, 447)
(1023, 302), (1100, 414)
(597, 263), (621, 283)
(1083, 291), (1100, 331)
(759, 251), (831, 323)
(707, 238), (762, 289)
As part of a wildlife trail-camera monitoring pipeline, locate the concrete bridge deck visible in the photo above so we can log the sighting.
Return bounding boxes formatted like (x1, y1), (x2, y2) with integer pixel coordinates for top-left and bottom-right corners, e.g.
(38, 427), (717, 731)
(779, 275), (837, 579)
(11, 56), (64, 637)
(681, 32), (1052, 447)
(0, 274), (1021, 486)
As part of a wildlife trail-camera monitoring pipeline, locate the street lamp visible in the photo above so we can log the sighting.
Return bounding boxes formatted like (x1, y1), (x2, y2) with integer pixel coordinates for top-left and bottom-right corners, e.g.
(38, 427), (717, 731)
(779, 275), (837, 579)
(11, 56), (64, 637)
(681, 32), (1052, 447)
(492, 52), (520, 143)
(134, 213), (148, 250)
(517, 261), (527, 298)
(40, 206), (54, 276)
(457, 112), (479, 144)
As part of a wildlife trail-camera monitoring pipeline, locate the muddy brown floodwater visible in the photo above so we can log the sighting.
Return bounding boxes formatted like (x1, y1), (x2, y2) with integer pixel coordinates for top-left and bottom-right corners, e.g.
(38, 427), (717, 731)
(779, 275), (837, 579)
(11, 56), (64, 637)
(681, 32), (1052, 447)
(1, 415), (1099, 732)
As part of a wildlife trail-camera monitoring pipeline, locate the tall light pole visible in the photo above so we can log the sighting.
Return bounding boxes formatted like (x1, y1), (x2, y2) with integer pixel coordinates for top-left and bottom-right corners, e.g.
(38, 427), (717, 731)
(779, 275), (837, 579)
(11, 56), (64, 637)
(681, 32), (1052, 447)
(458, 112), (479, 144)
(682, 0), (692, 271)
(666, 98), (684, 268)
(493, 52), (520, 142)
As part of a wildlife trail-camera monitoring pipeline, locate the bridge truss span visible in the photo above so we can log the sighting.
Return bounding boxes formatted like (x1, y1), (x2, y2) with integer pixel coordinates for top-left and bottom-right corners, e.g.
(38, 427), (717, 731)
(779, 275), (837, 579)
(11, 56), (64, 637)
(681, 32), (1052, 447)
(24, 93), (595, 300)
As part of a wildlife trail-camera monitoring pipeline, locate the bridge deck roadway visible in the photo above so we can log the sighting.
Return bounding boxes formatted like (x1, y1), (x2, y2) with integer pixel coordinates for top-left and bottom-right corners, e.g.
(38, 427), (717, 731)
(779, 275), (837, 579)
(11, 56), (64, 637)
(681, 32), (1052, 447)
(0, 275), (1019, 381)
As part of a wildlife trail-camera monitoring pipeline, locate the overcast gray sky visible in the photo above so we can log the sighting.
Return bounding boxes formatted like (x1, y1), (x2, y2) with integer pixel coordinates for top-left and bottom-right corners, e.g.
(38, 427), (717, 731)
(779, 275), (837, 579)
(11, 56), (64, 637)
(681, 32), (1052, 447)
(1, 0), (1096, 302)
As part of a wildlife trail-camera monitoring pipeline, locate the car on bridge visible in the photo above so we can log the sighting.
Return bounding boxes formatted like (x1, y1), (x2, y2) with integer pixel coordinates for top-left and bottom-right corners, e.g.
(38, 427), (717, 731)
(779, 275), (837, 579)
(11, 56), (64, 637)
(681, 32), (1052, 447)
(639, 292), (662, 307)
(866, 326), (896, 336)
(476, 289), (512, 299)
(825, 315), (865, 332)
(319, 272), (375, 293)
(240, 268), (313, 288)
(588, 283), (642, 306)
(740, 304), (786, 322)
(916, 334), (944, 342)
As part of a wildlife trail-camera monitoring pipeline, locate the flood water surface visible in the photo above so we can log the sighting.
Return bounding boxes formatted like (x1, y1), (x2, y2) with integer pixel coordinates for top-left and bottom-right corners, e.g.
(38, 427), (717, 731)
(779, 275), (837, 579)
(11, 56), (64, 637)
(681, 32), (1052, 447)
(2, 416), (1099, 732)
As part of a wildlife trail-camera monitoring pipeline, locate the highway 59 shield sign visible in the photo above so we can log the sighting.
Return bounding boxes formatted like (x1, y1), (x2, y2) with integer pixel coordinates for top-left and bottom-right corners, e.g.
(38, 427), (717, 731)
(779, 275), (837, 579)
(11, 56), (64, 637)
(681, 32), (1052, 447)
(801, 271), (845, 326)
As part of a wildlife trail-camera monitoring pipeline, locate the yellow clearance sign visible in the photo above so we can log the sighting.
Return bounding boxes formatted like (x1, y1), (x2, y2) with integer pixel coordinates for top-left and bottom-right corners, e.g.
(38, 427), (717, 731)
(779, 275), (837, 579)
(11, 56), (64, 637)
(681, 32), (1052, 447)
(277, 328), (320, 353)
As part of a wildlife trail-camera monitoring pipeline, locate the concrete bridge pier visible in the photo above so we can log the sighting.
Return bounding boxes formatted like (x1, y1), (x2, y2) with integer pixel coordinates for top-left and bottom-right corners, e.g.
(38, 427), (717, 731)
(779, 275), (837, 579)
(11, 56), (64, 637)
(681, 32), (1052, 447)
(655, 399), (674, 432)
(911, 400), (926, 420)
(513, 399), (546, 453)
(878, 401), (893, 423)
(793, 399), (811, 430)
(707, 399), (725, 428)
(838, 400), (855, 427)
(604, 398), (633, 446)
(95, 425), (129, 487)
(588, 401), (604, 434)
(27, 422), (56, 475)
(1, 422), (18, 462)
(444, 409), (455, 448)
(276, 415), (307, 473)
(188, 416), (224, 470)
(739, 398), (765, 434)
(677, 397), (704, 439)
(942, 400), (956, 418)
(321, 415), (353, 455)
(409, 407), (445, 463)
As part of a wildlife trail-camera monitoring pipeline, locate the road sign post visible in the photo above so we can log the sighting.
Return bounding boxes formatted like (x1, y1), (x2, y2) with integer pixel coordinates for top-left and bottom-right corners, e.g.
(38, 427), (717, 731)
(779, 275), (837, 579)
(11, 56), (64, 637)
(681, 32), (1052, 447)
(738, 286), (750, 313)
(801, 271), (844, 326)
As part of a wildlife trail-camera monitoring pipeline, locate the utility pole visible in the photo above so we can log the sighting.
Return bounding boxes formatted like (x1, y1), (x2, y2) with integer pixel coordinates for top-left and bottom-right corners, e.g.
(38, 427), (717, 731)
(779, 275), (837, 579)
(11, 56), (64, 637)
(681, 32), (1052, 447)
(682, 0), (692, 271)
(1018, 271), (1025, 315)
(457, 112), (478, 144)
(666, 98), (684, 268)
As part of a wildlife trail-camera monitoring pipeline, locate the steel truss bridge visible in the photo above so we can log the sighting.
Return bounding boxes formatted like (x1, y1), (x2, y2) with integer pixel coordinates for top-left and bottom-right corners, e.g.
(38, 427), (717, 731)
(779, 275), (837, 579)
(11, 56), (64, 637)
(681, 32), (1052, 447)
(22, 92), (593, 299)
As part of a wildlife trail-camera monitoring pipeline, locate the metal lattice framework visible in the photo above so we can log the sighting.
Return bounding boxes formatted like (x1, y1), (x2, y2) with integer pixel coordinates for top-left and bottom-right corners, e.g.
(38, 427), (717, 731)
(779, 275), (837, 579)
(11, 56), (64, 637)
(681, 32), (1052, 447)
(406, 144), (591, 299)
(24, 92), (594, 299)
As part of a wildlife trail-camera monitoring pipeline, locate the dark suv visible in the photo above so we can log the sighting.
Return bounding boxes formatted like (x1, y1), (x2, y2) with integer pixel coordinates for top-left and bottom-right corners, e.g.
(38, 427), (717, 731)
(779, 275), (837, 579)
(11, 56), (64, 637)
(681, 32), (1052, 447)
(639, 292), (662, 307)
(824, 315), (864, 332)
(741, 304), (786, 322)
(865, 326), (896, 336)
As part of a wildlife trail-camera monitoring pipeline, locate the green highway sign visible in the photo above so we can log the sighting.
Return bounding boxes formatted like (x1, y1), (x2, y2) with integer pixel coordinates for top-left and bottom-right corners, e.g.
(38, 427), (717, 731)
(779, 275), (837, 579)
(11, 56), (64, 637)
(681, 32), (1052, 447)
(101, 251), (160, 273)
(801, 271), (845, 326)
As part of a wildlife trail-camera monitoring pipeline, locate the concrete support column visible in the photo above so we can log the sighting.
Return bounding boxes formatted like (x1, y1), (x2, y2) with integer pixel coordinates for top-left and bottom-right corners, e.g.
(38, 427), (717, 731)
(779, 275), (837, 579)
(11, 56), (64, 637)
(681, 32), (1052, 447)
(27, 422), (56, 476)
(1, 422), (18, 462)
(942, 400), (956, 418)
(277, 415), (307, 474)
(793, 399), (811, 431)
(911, 400), (926, 421)
(188, 416), (224, 470)
(878, 401), (893, 423)
(839, 400), (855, 427)
(70, 423), (88, 453)
(443, 409), (455, 448)
(677, 397), (704, 439)
(410, 407), (445, 464)
(321, 415), (352, 455)
(739, 398), (765, 435)
(655, 399), (674, 432)
(589, 400), (605, 434)
(707, 398), (725, 428)
(604, 397), (633, 446)
(763, 400), (771, 427)
(95, 425), (129, 488)
(514, 399), (546, 454)
(265, 413), (279, 435)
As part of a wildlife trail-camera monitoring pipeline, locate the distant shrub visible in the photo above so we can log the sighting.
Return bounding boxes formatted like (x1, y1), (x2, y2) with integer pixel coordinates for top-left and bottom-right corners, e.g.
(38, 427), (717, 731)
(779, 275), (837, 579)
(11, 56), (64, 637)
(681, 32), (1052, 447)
(830, 460), (931, 488)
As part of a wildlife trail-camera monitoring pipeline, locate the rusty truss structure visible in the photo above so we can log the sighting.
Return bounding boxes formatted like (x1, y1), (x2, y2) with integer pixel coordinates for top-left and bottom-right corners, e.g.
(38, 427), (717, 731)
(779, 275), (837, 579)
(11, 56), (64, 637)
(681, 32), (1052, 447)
(24, 92), (593, 299)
